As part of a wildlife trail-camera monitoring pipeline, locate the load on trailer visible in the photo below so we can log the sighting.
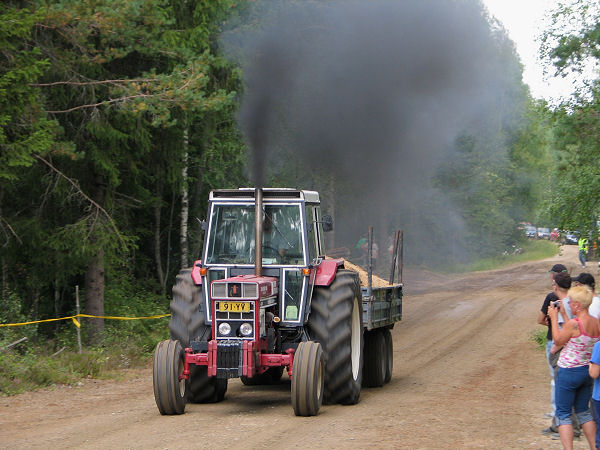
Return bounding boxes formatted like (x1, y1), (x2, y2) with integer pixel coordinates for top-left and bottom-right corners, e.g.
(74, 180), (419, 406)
(153, 188), (402, 416)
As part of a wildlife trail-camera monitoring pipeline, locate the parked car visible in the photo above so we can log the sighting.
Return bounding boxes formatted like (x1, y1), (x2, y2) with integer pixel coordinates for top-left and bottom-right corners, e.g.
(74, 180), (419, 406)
(537, 227), (550, 239)
(562, 231), (579, 245)
(525, 225), (537, 238)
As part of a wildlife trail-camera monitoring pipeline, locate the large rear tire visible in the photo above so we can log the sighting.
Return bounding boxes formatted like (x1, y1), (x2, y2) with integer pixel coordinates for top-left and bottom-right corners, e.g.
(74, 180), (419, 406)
(153, 340), (186, 415)
(362, 329), (386, 387)
(292, 341), (324, 416)
(169, 268), (227, 403)
(307, 269), (363, 405)
(383, 328), (393, 383)
(241, 366), (284, 386)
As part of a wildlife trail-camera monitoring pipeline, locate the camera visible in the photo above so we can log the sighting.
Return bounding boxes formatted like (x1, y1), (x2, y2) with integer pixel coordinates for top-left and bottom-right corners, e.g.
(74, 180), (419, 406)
(553, 301), (560, 308)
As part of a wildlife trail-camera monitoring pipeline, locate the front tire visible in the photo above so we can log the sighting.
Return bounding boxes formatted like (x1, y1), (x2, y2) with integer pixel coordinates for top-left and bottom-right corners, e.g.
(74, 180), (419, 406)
(169, 268), (227, 403)
(307, 269), (363, 405)
(153, 340), (186, 415)
(292, 341), (324, 416)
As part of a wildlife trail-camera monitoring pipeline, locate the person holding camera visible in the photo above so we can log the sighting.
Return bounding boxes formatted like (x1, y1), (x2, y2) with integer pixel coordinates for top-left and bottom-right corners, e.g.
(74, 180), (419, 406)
(548, 285), (600, 449)
(539, 265), (571, 435)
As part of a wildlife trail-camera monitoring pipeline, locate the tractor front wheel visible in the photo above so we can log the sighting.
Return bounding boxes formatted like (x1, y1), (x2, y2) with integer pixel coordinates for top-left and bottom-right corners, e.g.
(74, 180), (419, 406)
(292, 341), (324, 416)
(169, 268), (227, 403)
(153, 340), (187, 415)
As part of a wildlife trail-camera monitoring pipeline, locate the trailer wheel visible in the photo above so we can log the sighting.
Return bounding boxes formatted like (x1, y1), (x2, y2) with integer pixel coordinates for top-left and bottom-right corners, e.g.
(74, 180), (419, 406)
(362, 329), (386, 387)
(308, 269), (363, 405)
(153, 340), (187, 415)
(382, 328), (393, 383)
(169, 268), (226, 403)
(292, 341), (324, 416)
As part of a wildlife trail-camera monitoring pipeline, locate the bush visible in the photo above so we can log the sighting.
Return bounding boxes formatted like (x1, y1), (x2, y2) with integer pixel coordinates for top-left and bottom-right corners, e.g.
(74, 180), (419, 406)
(529, 328), (547, 350)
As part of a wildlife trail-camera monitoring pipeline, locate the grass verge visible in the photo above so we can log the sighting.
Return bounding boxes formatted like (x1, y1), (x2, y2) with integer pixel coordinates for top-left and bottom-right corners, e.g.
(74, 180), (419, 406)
(446, 240), (559, 273)
(0, 332), (166, 396)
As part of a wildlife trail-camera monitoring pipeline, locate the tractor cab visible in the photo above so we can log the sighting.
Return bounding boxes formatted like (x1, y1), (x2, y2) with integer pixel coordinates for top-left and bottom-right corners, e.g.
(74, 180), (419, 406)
(196, 188), (328, 326)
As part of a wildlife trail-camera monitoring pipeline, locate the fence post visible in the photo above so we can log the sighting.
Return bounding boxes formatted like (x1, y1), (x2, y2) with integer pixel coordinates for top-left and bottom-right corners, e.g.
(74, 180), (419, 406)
(76, 285), (82, 354)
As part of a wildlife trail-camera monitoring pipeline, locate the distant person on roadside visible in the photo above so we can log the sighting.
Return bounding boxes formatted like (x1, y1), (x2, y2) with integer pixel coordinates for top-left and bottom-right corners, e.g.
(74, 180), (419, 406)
(356, 234), (367, 266)
(548, 285), (600, 449)
(573, 273), (600, 319)
(579, 237), (589, 269)
(539, 266), (571, 435)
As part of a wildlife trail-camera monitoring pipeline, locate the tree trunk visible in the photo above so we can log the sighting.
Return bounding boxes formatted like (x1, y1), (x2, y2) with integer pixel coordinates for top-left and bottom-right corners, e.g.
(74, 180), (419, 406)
(85, 247), (105, 345)
(180, 128), (189, 269)
(85, 175), (106, 345)
(1, 257), (6, 302)
(153, 182), (165, 296)
(191, 144), (205, 260)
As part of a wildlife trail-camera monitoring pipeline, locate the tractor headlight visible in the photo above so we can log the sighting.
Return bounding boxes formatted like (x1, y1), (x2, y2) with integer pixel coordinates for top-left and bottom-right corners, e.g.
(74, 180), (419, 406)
(239, 322), (253, 336)
(218, 322), (231, 336)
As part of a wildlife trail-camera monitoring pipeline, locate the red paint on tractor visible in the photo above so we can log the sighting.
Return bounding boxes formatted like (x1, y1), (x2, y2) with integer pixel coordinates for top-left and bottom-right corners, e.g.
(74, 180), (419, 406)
(314, 259), (344, 286)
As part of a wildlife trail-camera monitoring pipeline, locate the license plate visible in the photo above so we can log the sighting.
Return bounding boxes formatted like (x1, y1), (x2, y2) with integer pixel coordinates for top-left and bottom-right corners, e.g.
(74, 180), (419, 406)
(218, 301), (251, 312)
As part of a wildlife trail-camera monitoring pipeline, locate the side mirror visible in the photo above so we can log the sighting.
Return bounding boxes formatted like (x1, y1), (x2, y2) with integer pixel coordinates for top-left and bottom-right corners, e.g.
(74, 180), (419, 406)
(197, 218), (207, 231)
(322, 215), (333, 232)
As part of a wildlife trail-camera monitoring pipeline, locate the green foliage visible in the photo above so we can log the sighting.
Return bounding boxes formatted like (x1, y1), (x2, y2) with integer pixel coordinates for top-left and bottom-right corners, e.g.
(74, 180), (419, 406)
(0, 5), (57, 181)
(443, 240), (559, 273)
(539, 1), (600, 235)
(541, 1), (600, 79)
(529, 328), (547, 351)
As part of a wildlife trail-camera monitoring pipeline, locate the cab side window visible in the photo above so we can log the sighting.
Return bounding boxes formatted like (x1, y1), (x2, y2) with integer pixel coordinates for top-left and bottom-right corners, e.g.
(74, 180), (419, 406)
(306, 206), (319, 261)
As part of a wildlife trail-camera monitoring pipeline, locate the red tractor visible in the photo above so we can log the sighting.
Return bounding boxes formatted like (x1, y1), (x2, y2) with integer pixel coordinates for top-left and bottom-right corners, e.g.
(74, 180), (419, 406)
(153, 188), (402, 416)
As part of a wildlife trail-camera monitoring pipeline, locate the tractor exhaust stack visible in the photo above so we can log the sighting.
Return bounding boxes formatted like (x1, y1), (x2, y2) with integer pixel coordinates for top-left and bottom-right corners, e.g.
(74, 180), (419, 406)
(255, 187), (263, 276)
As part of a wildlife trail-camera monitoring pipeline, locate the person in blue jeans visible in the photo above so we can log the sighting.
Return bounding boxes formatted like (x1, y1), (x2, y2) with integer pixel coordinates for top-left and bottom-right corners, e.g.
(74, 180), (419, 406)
(548, 285), (599, 449)
(588, 336), (600, 449)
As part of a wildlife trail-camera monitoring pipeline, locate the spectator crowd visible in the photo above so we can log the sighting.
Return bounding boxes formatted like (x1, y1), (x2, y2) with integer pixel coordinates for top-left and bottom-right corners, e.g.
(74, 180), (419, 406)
(538, 264), (600, 449)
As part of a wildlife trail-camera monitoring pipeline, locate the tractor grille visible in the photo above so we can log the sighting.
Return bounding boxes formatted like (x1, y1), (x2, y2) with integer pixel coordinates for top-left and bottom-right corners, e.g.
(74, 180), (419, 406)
(216, 340), (243, 379)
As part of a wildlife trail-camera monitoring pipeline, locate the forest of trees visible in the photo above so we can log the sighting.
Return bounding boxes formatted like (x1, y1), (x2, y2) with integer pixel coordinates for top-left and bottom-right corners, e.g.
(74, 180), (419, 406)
(1, 0), (600, 347)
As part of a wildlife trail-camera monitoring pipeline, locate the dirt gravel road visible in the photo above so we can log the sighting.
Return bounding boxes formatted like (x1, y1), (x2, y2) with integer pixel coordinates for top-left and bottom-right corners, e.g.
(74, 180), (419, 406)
(1, 245), (596, 449)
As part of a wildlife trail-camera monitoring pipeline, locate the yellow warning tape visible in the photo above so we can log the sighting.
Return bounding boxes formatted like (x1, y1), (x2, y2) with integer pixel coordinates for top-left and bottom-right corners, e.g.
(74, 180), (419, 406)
(0, 313), (171, 328)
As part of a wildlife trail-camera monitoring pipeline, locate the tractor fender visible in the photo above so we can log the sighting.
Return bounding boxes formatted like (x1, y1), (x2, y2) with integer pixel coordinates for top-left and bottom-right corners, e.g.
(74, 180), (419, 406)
(314, 259), (344, 286)
(191, 260), (203, 285)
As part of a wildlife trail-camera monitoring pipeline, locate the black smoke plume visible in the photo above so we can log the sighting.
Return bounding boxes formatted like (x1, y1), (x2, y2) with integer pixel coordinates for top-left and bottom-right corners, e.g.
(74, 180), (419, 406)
(222, 0), (523, 267)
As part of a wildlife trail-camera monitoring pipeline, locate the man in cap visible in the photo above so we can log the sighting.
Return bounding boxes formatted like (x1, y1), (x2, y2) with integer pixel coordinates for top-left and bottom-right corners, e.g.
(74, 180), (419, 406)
(538, 265), (571, 436)
(572, 273), (600, 318)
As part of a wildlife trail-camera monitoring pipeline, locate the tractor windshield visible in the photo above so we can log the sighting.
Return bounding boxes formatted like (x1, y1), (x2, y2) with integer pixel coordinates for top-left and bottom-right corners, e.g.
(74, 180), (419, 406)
(205, 204), (305, 265)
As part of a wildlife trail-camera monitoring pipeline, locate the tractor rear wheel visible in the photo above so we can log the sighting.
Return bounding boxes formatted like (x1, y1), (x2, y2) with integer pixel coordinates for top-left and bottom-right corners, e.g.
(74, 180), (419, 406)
(241, 366), (284, 386)
(169, 268), (227, 403)
(187, 366), (228, 403)
(153, 340), (186, 415)
(292, 341), (324, 416)
(383, 328), (393, 383)
(362, 329), (386, 387)
(307, 269), (363, 405)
